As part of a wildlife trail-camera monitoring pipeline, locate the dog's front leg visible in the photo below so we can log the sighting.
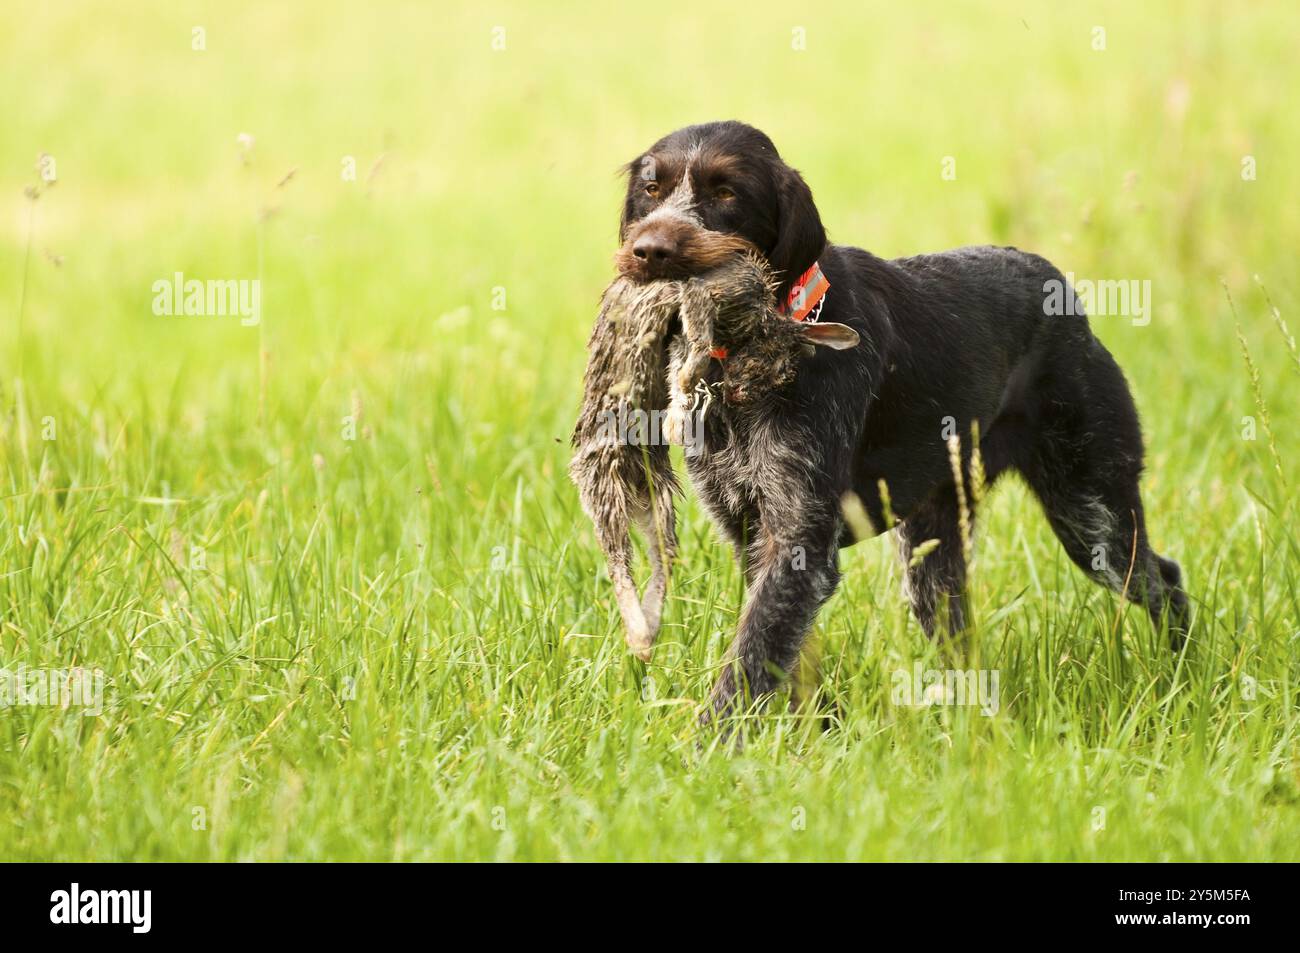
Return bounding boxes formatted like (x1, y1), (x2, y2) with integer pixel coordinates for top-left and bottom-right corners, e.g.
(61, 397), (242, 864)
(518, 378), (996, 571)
(704, 509), (841, 725)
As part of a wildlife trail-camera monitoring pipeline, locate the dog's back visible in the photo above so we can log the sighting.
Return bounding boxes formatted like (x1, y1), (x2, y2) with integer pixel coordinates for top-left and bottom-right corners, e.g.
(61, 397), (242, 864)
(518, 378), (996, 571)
(824, 244), (1095, 521)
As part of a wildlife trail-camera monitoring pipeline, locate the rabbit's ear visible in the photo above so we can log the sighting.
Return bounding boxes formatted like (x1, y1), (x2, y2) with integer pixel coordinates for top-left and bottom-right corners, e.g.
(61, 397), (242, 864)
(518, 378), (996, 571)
(798, 322), (859, 350)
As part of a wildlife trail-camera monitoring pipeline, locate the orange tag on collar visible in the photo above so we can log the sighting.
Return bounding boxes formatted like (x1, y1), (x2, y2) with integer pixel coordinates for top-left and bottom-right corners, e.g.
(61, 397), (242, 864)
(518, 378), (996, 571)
(784, 261), (830, 322)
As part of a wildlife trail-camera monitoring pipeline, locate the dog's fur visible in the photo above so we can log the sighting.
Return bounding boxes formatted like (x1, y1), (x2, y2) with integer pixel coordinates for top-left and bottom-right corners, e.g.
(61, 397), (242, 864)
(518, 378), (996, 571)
(614, 120), (1190, 723)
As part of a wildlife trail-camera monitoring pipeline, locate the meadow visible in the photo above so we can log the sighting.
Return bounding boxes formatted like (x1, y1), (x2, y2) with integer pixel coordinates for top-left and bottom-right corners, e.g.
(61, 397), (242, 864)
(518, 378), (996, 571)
(1, 1), (1297, 861)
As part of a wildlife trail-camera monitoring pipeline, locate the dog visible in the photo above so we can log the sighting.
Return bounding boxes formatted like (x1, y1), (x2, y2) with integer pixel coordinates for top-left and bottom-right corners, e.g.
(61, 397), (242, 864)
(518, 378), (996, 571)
(614, 120), (1190, 723)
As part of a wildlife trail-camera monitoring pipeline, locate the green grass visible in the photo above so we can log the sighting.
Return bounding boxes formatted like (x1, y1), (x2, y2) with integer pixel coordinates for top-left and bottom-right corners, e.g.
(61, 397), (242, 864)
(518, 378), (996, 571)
(2, 0), (1298, 861)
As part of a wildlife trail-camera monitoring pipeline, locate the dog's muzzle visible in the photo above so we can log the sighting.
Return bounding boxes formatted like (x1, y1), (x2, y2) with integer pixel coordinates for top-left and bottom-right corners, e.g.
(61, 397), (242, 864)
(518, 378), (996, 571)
(616, 216), (758, 282)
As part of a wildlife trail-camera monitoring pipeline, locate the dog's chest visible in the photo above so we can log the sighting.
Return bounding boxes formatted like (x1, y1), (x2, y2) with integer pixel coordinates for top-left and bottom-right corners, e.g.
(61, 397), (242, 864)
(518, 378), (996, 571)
(666, 335), (811, 521)
(684, 402), (795, 519)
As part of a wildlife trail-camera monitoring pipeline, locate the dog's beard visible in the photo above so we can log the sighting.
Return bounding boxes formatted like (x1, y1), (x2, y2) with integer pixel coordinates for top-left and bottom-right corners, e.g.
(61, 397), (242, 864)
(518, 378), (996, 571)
(614, 224), (760, 282)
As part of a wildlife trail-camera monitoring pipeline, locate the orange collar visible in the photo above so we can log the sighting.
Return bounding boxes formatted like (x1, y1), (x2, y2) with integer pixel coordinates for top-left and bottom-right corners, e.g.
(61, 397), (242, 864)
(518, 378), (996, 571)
(710, 261), (829, 359)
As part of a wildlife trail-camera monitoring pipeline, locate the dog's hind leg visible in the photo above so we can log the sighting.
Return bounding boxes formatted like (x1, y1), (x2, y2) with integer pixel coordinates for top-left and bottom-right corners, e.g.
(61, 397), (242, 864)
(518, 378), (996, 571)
(1016, 345), (1189, 646)
(1026, 475), (1188, 646)
(895, 483), (973, 642)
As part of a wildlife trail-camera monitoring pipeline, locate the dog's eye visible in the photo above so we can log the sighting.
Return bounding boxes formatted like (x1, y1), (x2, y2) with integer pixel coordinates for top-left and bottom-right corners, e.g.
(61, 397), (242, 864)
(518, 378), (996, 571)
(715, 186), (735, 201)
(644, 182), (659, 197)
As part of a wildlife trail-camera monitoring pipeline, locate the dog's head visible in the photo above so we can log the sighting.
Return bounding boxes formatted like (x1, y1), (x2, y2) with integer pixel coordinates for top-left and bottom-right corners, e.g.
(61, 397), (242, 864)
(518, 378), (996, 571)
(615, 121), (827, 307)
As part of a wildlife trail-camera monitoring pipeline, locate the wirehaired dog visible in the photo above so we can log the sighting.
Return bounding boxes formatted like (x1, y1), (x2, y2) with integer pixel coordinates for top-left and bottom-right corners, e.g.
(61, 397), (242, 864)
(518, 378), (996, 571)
(608, 120), (1189, 724)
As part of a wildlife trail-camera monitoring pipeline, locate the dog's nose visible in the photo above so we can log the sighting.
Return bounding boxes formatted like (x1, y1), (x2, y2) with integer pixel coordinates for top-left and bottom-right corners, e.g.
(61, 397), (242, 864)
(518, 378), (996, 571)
(632, 233), (678, 265)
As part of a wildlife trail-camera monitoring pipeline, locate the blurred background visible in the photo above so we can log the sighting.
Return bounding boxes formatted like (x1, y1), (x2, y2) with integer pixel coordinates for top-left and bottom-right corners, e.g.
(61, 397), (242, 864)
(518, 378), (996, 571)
(1, 1), (1298, 860)
(5, 1), (1296, 568)
(5, 1), (1296, 424)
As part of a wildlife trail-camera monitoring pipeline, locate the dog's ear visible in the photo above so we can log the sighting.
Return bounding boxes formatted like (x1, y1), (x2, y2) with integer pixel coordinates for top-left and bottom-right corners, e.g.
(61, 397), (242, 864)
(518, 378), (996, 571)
(798, 322), (859, 350)
(618, 157), (645, 242)
(770, 164), (827, 303)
